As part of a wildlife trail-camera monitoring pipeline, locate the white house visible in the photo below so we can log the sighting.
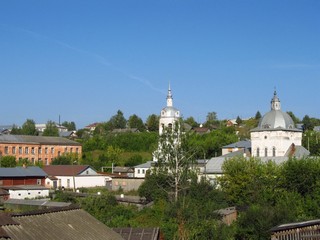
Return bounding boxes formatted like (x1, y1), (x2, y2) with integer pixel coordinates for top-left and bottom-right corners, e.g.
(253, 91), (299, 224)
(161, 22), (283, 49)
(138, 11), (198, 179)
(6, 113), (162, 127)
(43, 165), (111, 190)
(134, 161), (153, 178)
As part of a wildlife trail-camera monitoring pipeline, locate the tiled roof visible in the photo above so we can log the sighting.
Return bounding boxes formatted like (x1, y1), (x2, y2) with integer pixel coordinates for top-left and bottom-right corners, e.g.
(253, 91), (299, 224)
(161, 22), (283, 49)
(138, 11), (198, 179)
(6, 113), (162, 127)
(42, 165), (91, 176)
(0, 167), (47, 177)
(0, 135), (81, 146)
(0, 206), (124, 240)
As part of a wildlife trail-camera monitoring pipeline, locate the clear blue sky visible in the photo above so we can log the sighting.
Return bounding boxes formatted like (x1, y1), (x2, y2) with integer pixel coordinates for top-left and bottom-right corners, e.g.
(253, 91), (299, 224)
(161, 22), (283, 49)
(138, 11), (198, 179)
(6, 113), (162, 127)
(0, 1), (319, 129)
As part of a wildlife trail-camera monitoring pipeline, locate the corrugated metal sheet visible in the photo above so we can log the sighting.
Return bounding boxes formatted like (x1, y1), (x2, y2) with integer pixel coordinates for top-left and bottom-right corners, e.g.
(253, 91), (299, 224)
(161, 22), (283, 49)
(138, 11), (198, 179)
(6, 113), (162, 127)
(113, 227), (160, 240)
(0, 167), (47, 178)
(0, 207), (124, 240)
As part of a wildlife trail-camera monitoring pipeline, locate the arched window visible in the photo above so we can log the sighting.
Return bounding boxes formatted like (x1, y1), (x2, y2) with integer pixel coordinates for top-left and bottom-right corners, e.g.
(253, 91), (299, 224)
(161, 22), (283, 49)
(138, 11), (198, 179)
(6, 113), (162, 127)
(273, 147), (276, 157)
(168, 123), (173, 128)
(256, 148), (260, 157)
(265, 148), (268, 157)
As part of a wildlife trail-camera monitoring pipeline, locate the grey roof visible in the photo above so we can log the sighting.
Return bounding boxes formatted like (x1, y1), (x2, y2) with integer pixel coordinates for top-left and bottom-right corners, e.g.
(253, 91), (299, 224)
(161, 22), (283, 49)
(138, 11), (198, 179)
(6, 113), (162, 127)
(113, 227), (160, 240)
(284, 145), (310, 158)
(134, 161), (153, 168)
(0, 135), (81, 146)
(205, 154), (289, 174)
(270, 219), (320, 232)
(4, 199), (71, 208)
(0, 167), (47, 177)
(0, 207), (124, 240)
(222, 140), (251, 149)
(161, 106), (180, 118)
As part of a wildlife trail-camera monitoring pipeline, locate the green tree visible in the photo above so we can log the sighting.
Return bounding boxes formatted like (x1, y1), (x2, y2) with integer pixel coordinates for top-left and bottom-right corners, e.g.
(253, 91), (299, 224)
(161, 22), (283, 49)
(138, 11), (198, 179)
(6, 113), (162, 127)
(127, 114), (146, 132)
(153, 121), (197, 202)
(124, 154), (144, 167)
(203, 112), (219, 129)
(10, 124), (22, 135)
(106, 145), (123, 166)
(287, 111), (300, 124)
(43, 121), (59, 136)
(108, 110), (127, 130)
(62, 121), (76, 131)
(146, 114), (159, 132)
(0, 156), (17, 167)
(184, 116), (199, 128)
(21, 119), (38, 135)
(236, 116), (242, 125)
(302, 115), (313, 131)
(255, 111), (262, 120)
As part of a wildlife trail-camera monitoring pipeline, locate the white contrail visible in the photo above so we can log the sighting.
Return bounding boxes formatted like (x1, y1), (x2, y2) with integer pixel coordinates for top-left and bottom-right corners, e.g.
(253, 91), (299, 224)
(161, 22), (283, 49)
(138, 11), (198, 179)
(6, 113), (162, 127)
(0, 23), (165, 94)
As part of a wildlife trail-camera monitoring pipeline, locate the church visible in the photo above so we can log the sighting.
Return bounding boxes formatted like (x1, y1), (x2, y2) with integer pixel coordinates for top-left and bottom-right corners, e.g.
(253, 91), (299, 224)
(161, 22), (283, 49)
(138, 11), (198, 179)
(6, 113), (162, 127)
(250, 91), (308, 158)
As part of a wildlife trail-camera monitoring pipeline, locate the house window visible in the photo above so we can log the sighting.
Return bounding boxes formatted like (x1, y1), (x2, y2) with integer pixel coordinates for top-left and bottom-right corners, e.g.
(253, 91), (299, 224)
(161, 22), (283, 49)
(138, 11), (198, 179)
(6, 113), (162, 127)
(76, 148), (79, 153)
(67, 179), (70, 188)
(142, 169), (145, 174)
(58, 151), (61, 157)
(265, 148), (268, 157)
(45, 158), (48, 165)
(37, 179), (42, 185)
(51, 147), (54, 154)
(86, 170), (89, 175)
(70, 148), (73, 153)
(256, 148), (260, 157)
(25, 147), (29, 154)
(4, 146), (8, 154)
(273, 147), (276, 157)
(45, 147), (48, 154)
(31, 147), (35, 154)
(64, 147), (67, 153)
(32, 158), (35, 164)
(138, 169), (140, 174)
(12, 147), (16, 154)
(19, 147), (22, 154)
(38, 148), (42, 154)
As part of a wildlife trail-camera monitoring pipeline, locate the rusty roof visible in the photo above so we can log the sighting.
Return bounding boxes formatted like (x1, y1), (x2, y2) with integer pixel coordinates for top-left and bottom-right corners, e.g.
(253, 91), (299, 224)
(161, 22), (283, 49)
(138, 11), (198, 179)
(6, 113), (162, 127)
(42, 165), (92, 176)
(0, 135), (81, 146)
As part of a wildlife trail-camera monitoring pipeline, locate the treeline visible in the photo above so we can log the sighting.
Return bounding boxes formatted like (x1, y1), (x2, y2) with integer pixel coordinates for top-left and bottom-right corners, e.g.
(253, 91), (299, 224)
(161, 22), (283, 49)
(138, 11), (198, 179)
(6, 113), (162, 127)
(55, 156), (320, 239)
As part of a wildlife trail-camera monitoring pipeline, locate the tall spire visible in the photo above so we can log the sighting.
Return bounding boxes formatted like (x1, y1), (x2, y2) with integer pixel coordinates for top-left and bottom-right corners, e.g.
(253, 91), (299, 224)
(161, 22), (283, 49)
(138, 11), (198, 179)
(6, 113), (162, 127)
(271, 90), (281, 110)
(166, 83), (173, 107)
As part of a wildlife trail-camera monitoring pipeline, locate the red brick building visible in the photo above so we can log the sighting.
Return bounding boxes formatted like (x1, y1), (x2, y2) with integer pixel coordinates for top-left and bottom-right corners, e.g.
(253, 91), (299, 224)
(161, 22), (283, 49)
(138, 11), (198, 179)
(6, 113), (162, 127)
(0, 135), (82, 165)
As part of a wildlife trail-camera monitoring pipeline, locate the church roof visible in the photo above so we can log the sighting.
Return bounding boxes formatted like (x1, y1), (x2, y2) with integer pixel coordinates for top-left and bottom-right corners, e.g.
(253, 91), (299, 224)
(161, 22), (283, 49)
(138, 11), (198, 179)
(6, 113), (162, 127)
(251, 91), (301, 132)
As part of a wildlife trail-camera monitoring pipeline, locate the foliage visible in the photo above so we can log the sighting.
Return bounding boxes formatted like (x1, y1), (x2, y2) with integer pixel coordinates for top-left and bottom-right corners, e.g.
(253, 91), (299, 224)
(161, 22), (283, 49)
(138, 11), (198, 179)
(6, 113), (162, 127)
(255, 111), (262, 120)
(124, 154), (144, 167)
(10, 124), (22, 135)
(153, 121), (198, 202)
(203, 111), (220, 129)
(61, 121), (76, 131)
(302, 130), (320, 155)
(51, 153), (79, 165)
(287, 111), (300, 124)
(146, 114), (159, 132)
(127, 114), (146, 132)
(0, 156), (17, 167)
(184, 116), (199, 128)
(21, 119), (38, 135)
(107, 110), (127, 130)
(43, 120), (59, 136)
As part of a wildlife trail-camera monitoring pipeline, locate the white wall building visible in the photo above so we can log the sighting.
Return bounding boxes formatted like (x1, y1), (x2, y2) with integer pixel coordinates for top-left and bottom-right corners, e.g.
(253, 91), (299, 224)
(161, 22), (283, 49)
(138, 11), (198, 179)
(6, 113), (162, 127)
(250, 91), (303, 157)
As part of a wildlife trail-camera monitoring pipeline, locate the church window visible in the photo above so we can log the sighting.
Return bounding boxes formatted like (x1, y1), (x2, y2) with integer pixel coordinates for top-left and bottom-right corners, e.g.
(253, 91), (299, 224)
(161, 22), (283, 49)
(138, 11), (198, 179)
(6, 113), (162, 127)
(264, 136), (267, 139)
(273, 147), (276, 157)
(265, 148), (268, 157)
(256, 148), (260, 157)
(168, 123), (173, 128)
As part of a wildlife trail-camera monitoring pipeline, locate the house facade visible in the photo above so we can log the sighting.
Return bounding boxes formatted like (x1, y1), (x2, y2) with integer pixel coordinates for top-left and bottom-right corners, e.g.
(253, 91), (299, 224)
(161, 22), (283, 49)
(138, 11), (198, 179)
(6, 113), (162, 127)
(0, 135), (82, 165)
(0, 166), (49, 199)
(43, 165), (111, 190)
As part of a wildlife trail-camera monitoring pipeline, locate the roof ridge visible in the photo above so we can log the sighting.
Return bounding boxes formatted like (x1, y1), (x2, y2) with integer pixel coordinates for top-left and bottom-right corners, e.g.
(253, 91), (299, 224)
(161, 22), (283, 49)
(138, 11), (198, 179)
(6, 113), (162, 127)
(11, 204), (80, 217)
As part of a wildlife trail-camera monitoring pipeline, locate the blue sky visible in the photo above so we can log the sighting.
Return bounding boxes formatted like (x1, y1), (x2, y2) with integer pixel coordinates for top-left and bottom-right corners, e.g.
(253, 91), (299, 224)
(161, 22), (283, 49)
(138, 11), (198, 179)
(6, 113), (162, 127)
(0, 1), (319, 129)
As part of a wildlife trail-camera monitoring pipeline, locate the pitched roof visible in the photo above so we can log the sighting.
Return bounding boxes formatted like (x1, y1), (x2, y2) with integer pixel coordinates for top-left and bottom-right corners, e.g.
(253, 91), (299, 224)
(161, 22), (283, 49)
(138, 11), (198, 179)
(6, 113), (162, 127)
(134, 161), (153, 168)
(42, 165), (92, 176)
(0, 135), (81, 146)
(0, 206), (124, 240)
(0, 167), (47, 178)
(113, 227), (160, 240)
(222, 140), (251, 149)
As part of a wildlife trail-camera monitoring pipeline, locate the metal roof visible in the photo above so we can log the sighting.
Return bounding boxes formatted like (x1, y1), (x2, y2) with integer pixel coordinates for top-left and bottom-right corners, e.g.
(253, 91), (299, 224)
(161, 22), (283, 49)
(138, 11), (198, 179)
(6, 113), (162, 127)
(42, 165), (93, 176)
(0, 167), (47, 177)
(270, 219), (320, 232)
(4, 199), (71, 208)
(134, 161), (153, 168)
(0, 135), (81, 146)
(0, 207), (124, 240)
(113, 227), (160, 240)
(222, 140), (251, 149)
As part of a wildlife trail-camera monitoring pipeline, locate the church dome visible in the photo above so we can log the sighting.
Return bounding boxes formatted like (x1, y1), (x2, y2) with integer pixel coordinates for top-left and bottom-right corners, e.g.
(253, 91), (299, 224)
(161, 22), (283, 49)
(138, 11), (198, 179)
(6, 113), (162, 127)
(254, 91), (299, 131)
(258, 110), (295, 129)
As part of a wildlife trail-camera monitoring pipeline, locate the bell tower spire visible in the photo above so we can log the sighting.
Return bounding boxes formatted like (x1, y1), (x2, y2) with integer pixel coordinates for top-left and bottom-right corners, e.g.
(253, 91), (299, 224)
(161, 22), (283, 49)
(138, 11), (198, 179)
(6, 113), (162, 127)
(271, 89), (281, 110)
(167, 83), (173, 107)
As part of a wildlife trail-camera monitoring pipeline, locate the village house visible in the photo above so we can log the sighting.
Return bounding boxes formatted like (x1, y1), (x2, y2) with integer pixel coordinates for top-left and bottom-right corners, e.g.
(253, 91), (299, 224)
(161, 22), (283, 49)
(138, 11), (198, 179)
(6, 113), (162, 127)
(42, 165), (111, 190)
(0, 166), (49, 199)
(0, 135), (82, 165)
